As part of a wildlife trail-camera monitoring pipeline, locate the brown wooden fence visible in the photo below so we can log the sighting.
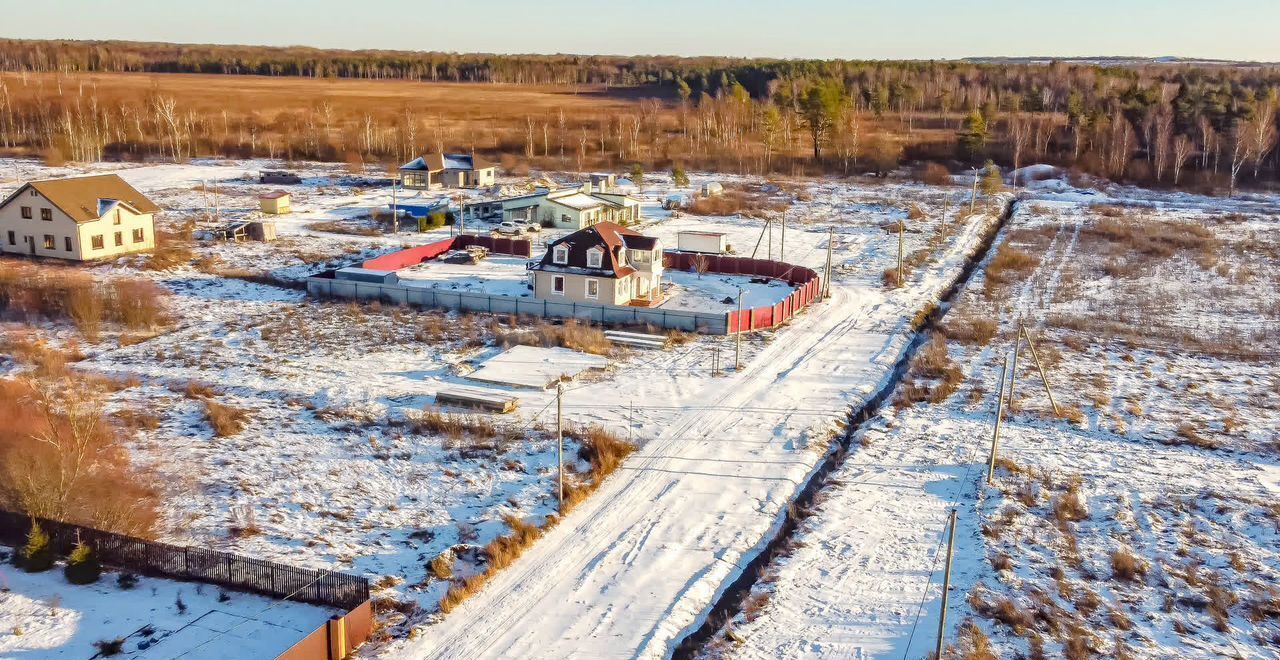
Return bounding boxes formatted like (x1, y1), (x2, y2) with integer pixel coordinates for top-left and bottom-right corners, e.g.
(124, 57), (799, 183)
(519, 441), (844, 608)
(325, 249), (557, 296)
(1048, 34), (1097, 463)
(0, 511), (369, 610)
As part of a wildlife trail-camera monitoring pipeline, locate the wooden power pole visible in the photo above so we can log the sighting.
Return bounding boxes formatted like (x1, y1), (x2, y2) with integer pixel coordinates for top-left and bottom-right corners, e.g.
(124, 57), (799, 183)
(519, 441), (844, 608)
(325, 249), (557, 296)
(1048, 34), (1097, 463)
(1020, 326), (1059, 417)
(897, 220), (905, 288)
(735, 289), (744, 370)
(987, 354), (1009, 484)
(970, 174), (978, 214)
(1008, 322), (1022, 413)
(935, 508), (958, 660)
(824, 227), (834, 299)
(556, 381), (564, 514)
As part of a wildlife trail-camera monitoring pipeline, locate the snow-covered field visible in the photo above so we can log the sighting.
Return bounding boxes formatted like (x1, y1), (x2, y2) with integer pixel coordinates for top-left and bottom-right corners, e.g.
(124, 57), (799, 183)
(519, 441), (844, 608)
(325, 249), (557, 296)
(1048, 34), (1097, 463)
(1, 157), (998, 656)
(701, 187), (1280, 659)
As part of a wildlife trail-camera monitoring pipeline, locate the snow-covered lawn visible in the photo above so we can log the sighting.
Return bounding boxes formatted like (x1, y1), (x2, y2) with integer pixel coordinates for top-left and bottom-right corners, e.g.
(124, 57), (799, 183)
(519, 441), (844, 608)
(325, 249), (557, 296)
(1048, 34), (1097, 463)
(705, 186), (1280, 659)
(0, 556), (336, 659)
(0, 157), (1014, 657)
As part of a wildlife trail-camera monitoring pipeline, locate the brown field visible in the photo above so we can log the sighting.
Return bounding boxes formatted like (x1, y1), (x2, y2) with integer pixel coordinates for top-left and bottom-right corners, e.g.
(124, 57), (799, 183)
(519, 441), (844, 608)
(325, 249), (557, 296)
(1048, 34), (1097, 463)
(0, 70), (953, 176)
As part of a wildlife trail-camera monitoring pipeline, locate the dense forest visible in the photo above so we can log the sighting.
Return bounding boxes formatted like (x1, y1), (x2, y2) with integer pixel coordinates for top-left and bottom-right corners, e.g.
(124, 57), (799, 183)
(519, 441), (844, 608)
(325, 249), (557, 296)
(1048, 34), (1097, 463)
(0, 39), (1277, 191)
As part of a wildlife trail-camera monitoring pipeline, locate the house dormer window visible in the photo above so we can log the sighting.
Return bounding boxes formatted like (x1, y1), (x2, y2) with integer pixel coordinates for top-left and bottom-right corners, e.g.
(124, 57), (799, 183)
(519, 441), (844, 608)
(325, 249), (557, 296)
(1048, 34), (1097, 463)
(553, 245), (569, 264)
(586, 247), (603, 268)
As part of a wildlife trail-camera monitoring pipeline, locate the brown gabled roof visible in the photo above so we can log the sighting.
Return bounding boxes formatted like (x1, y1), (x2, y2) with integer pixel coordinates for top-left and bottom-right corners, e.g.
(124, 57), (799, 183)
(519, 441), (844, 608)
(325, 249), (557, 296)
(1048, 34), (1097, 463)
(532, 221), (655, 279)
(3, 174), (161, 223)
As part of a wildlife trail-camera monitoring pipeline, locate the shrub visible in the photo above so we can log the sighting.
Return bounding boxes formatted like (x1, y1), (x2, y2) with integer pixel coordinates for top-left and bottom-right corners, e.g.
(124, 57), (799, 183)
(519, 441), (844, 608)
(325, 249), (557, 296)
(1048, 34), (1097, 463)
(15, 521), (54, 573)
(93, 638), (125, 656)
(143, 221), (194, 271)
(945, 316), (998, 345)
(917, 162), (953, 186)
(64, 540), (102, 584)
(116, 572), (139, 590)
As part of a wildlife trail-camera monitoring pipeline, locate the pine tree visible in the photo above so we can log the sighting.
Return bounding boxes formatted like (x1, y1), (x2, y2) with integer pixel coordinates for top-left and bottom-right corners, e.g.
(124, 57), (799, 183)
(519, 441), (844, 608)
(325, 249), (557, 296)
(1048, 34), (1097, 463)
(957, 110), (988, 162)
(64, 539), (102, 585)
(628, 163), (644, 191)
(17, 520), (54, 573)
(980, 160), (1005, 195)
(671, 166), (689, 187)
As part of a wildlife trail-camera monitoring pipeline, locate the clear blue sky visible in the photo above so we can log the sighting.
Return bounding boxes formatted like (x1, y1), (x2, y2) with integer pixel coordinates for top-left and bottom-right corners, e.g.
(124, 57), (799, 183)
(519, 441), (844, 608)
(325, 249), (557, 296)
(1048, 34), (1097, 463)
(2, 0), (1277, 62)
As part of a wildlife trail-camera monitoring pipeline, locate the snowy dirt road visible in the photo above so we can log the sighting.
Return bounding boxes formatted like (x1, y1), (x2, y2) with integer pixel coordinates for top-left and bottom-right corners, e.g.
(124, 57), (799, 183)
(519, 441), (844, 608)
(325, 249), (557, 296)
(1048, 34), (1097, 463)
(386, 205), (1006, 659)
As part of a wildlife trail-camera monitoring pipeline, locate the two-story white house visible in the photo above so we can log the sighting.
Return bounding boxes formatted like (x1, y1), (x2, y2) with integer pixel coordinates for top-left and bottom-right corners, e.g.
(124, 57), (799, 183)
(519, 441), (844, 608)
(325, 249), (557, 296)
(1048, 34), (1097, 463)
(0, 174), (160, 261)
(528, 222), (663, 306)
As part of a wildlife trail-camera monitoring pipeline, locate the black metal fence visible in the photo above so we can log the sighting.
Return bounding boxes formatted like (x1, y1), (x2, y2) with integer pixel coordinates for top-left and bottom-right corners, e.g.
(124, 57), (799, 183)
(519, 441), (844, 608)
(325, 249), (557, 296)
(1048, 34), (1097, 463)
(0, 510), (369, 610)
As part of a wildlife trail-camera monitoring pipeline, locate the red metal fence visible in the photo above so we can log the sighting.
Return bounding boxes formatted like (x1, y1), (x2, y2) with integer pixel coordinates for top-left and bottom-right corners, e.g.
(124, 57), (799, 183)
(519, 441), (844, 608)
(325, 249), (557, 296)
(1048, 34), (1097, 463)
(361, 234), (533, 271)
(664, 252), (823, 333)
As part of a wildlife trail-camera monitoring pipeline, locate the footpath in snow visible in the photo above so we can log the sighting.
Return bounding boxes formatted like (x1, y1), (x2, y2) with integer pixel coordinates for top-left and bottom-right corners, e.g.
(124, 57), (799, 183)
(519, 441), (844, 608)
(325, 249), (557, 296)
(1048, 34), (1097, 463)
(387, 201), (1007, 659)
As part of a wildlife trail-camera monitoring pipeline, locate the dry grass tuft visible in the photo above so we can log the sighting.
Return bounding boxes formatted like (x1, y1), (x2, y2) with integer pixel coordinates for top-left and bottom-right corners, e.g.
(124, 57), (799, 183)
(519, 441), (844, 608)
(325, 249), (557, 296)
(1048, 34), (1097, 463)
(495, 318), (611, 355)
(440, 514), (543, 613)
(983, 244), (1040, 299)
(945, 315), (998, 345)
(203, 399), (249, 437)
(1110, 547), (1147, 582)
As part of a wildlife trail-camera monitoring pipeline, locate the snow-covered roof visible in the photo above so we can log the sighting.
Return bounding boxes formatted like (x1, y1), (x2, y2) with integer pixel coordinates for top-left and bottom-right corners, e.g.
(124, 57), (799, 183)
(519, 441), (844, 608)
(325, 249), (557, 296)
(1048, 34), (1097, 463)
(551, 193), (607, 210)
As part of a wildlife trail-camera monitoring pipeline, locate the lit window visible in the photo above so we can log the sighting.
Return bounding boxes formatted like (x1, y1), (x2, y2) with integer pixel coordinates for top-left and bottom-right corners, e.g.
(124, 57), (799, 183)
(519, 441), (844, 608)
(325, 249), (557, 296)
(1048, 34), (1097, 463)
(585, 279), (599, 299)
(553, 245), (569, 264)
(42, 234), (54, 249)
(552, 276), (565, 294)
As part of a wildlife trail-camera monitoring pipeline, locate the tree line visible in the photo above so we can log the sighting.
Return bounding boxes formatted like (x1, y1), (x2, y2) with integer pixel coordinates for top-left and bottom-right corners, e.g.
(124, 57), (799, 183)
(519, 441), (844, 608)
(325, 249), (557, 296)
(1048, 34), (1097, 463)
(0, 38), (1277, 190)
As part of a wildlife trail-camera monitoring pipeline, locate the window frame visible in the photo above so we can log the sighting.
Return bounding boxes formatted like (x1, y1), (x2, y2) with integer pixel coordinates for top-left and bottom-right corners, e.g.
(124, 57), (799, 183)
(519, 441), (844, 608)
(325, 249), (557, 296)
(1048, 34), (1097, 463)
(132, 228), (145, 243)
(20, 206), (32, 219)
(114, 231), (123, 247)
(584, 278), (599, 299)
(552, 245), (569, 265)
(64, 236), (72, 252)
(551, 275), (565, 295)
(90, 234), (104, 250)
(40, 208), (52, 221)
(586, 247), (603, 269)
(42, 234), (55, 250)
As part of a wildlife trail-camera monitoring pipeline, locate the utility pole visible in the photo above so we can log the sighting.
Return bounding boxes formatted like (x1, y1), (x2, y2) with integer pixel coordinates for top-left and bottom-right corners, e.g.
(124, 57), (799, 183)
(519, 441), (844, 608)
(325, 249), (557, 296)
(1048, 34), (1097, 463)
(735, 288), (744, 370)
(780, 210), (786, 262)
(824, 227), (834, 299)
(556, 381), (564, 515)
(1008, 321), (1022, 413)
(457, 190), (465, 234)
(391, 178), (399, 234)
(1021, 326), (1059, 417)
(942, 193), (949, 220)
(897, 220), (905, 288)
(768, 217), (773, 260)
(628, 398), (634, 444)
(987, 354), (1009, 485)
(935, 508), (958, 660)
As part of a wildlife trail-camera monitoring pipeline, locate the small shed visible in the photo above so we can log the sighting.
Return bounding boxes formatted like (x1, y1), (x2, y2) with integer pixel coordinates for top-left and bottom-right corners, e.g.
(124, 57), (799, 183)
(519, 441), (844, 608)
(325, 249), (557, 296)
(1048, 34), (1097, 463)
(589, 172), (617, 191)
(677, 230), (727, 255)
(248, 221), (278, 242)
(259, 191), (291, 214)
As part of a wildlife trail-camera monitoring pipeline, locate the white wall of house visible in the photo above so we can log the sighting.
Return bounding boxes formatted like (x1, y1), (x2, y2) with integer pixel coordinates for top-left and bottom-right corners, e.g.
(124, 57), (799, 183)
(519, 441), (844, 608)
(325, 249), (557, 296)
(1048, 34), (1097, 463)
(0, 188), (154, 261)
